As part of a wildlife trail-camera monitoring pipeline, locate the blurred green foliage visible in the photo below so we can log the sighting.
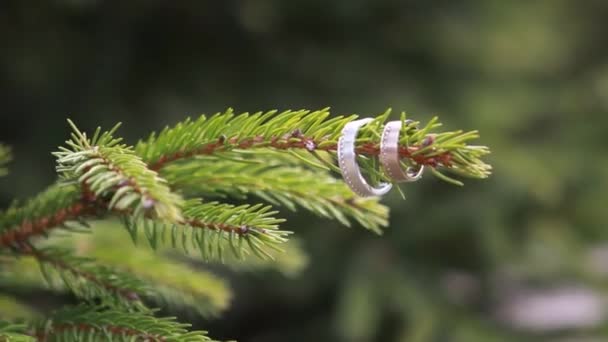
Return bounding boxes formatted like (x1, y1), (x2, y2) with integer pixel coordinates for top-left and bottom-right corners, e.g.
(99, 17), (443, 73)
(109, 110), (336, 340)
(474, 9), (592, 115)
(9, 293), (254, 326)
(1, 0), (607, 341)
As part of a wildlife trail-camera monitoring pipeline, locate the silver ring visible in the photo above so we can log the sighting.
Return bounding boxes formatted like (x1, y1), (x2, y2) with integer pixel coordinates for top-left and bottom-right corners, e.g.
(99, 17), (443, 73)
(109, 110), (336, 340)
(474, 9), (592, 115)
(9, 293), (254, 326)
(380, 120), (424, 182)
(338, 118), (392, 197)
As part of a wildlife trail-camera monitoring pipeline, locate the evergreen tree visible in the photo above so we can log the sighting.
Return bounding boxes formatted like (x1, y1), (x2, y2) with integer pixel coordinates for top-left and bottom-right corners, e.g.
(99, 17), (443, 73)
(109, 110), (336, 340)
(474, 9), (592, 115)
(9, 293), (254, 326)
(0, 108), (489, 341)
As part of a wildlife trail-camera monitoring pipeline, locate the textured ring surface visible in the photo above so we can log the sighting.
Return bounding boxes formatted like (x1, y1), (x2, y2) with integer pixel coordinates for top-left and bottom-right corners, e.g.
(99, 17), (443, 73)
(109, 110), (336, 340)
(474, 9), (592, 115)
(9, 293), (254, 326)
(338, 118), (392, 197)
(380, 120), (424, 182)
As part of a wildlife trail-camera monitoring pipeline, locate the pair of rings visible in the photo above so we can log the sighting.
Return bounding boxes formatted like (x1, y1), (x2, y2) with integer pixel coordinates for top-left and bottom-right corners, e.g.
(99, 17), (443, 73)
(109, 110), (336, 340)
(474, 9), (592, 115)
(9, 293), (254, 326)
(338, 118), (424, 197)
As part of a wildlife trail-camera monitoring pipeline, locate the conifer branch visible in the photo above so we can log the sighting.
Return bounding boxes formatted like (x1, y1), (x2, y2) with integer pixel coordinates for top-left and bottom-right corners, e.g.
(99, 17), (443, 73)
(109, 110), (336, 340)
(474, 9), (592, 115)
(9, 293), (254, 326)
(123, 199), (290, 261)
(136, 108), (491, 181)
(54, 120), (184, 223)
(70, 224), (232, 317)
(163, 158), (389, 233)
(1, 108), (489, 255)
(0, 184), (93, 249)
(0, 108), (493, 341)
(1, 230), (231, 318)
(21, 246), (150, 311)
(33, 305), (217, 341)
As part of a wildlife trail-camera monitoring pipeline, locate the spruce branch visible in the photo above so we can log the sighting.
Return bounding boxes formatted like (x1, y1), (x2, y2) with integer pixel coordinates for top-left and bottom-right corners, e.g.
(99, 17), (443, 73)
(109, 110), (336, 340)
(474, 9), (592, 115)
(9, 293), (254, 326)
(67, 223), (232, 317)
(1, 226), (231, 318)
(21, 246), (150, 311)
(0, 108), (492, 341)
(32, 305), (217, 341)
(0, 184), (91, 249)
(136, 108), (491, 182)
(163, 158), (389, 233)
(0, 144), (11, 177)
(123, 199), (290, 261)
(54, 120), (184, 223)
(1, 109), (490, 249)
(3, 109), (488, 248)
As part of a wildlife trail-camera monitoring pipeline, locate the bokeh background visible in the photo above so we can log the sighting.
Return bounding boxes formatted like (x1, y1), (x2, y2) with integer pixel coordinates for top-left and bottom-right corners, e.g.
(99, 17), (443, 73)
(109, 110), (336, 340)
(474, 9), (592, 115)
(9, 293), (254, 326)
(1, 1), (608, 341)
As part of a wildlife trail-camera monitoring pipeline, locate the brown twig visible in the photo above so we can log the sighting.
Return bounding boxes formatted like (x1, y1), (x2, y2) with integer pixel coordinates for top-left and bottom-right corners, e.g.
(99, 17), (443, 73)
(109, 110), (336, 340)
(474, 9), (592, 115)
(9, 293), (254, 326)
(185, 219), (257, 235)
(21, 246), (140, 302)
(148, 135), (451, 171)
(0, 201), (97, 248)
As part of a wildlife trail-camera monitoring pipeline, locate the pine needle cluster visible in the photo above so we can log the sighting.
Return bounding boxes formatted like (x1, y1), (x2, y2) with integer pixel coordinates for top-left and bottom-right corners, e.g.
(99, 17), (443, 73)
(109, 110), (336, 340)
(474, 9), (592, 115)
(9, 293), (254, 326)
(0, 108), (490, 341)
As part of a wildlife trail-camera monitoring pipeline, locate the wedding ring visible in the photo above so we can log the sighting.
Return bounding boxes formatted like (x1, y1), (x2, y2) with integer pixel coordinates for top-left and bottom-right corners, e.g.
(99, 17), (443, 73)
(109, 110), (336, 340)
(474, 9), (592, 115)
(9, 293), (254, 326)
(380, 120), (424, 182)
(338, 118), (392, 197)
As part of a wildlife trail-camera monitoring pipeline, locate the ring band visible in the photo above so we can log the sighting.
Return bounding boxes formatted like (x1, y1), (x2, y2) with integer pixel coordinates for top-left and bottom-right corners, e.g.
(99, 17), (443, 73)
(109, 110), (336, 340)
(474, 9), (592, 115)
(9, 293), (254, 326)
(338, 118), (392, 197)
(380, 120), (424, 182)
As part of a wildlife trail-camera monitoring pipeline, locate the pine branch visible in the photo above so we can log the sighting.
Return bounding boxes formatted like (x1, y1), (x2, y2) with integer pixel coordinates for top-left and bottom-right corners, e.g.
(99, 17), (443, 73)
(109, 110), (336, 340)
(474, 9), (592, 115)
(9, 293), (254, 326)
(46, 155), (289, 263)
(0, 184), (92, 249)
(122, 199), (290, 261)
(21, 246), (150, 311)
(33, 305), (217, 341)
(2, 109), (486, 248)
(1, 226), (231, 318)
(0, 109), (493, 341)
(135, 108), (491, 181)
(162, 158), (389, 233)
(69, 222), (232, 317)
(0, 144), (11, 177)
(54, 120), (184, 223)
(2, 109), (489, 248)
